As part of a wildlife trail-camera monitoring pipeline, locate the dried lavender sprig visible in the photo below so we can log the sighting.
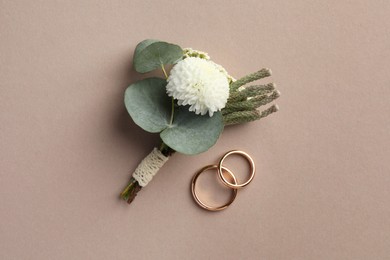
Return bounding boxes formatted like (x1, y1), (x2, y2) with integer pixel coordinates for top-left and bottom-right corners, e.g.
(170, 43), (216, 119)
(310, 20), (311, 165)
(227, 83), (275, 104)
(223, 104), (279, 126)
(240, 83), (275, 97)
(258, 104), (279, 120)
(223, 90), (280, 115)
(223, 95), (267, 115)
(223, 110), (261, 125)
(229, 68), (272, 92)
(227, 91), (247, 103)
(250, 90), (280, 108)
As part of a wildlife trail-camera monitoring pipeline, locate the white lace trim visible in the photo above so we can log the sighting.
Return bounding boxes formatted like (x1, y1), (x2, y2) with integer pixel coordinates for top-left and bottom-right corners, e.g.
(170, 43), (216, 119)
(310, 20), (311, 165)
(132, 148), (169, 187)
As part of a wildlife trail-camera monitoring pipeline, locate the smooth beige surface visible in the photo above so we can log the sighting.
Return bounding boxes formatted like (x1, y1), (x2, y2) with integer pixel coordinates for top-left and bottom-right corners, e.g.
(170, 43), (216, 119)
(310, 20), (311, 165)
(1, 1), (389, 259)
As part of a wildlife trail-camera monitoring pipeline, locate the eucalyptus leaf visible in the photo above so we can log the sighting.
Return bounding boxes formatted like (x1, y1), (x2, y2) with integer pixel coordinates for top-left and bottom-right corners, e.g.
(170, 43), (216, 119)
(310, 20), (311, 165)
(133, 39), (159, 59)
(133, 40), (183, 73)
(124, 77), (171, 133)
(161, 107), (224, 155)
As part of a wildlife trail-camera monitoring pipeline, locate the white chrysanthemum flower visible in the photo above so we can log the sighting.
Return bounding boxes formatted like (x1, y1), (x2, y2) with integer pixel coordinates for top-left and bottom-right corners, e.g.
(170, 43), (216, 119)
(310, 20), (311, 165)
(213, 62), (236, 83)
(166, 57), (230, 117)
(182, 48), (235, 83)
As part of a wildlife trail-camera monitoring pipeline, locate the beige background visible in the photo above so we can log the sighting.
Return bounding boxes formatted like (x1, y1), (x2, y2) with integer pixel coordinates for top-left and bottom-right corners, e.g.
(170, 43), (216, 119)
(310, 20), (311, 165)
(1, 1), (389, 259)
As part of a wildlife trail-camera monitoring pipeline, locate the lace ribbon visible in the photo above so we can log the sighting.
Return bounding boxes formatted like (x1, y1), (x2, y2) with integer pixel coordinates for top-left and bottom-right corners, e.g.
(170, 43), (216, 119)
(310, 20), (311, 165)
(132, 148), (169, 187)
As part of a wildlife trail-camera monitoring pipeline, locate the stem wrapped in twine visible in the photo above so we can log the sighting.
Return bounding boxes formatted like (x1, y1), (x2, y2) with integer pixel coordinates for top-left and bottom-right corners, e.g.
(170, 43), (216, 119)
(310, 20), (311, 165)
(120, 147), (172, 204)
(133, 148), (169, 186)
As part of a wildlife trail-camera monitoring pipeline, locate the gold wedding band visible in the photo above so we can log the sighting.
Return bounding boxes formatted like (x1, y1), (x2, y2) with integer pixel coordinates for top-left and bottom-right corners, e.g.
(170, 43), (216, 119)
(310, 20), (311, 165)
(191, 165), (238, 212)
(191, 150), (256, 211)
(218, 150), (256, 189)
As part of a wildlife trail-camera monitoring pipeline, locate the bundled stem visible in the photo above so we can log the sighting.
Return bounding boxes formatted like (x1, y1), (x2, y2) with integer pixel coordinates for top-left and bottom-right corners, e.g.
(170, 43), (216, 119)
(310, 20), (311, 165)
(120, 64), (175, 204)
(120, 178), (142, 204)
(120, 142), (174, 204)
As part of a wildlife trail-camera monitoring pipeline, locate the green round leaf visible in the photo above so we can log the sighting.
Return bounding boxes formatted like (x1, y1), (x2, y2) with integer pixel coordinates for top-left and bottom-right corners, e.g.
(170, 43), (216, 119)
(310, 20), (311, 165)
(124, 77), (171, 133)
(133, 39), (159, 58)
(160, 107), (224, 155)
(133, 40), (183, 73)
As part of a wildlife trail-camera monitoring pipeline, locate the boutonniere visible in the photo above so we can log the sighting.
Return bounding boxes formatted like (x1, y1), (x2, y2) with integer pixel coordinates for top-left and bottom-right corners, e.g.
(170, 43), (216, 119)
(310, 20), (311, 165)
(120, 40), (280, 204)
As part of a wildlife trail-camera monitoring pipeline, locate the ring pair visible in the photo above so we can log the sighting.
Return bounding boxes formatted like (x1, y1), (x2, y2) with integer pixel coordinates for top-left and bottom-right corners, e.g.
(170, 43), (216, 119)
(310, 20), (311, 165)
(191, 150), (255, 211)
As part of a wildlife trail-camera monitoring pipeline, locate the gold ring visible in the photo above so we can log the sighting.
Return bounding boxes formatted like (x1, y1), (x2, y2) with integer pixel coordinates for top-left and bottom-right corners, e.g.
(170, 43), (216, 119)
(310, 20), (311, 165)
(191, 165), (238, 211)
(218, 150), (256, 189)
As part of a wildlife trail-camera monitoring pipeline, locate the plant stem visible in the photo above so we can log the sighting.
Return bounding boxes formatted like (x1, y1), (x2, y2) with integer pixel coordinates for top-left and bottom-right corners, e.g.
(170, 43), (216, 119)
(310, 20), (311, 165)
(161, 64), (168, 78)
(169, 97), (174, 125)
(120, 177), (142, 204)
(120, 141), (175, 204)
(160, 64), (175, 126)
(159, 140), (176, 157)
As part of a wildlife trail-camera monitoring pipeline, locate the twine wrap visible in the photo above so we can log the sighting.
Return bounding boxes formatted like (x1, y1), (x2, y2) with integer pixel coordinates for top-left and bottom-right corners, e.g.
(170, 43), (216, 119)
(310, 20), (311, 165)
(132, 148), (169, 187)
